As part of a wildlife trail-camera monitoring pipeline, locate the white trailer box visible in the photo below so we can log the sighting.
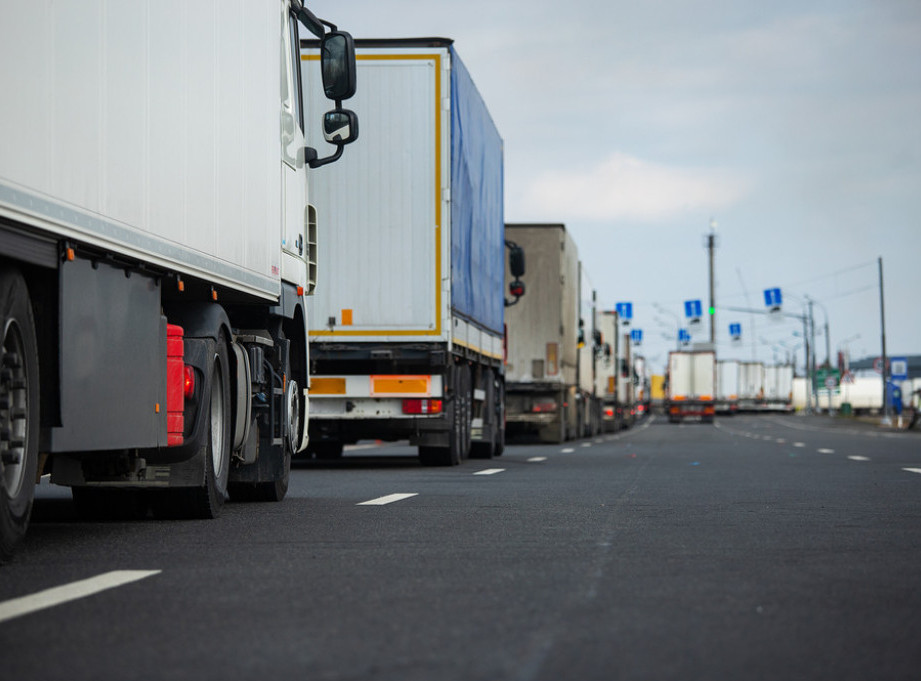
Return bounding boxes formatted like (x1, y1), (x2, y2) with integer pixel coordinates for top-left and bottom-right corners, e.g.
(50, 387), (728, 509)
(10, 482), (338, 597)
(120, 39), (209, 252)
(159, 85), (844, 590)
(764, 364), (794, 411)
(667, 350), (716, 423)
(738, 361), (766, 410)
(303, 39), (508, 465)
(505, 223), (580, 443)
(0, 1), (357, 559)
(717, 360), (740, 414)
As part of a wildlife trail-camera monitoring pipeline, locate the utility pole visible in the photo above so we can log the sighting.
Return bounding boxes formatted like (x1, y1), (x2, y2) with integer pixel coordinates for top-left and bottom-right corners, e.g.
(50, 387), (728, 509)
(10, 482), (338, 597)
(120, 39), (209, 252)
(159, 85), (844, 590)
(706, 221), (717, 344)
(879, 257), (890, 424)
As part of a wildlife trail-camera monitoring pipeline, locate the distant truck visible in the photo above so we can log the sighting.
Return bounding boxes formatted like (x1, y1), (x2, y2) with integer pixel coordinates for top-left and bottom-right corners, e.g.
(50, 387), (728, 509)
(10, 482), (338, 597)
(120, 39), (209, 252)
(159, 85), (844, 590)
(0, 1), (357, 561)
(716, 360), (741, 414)
(576, 266), (602, 437)
(596, 311), (629, 431)
(763, 364), (794, 411)
(667, 350), (716, 423)
(738, 361), (766, 411)
(504, 223), (580, 443)
(634, 355), (650, 417)
(302, 39), (520, 466)
(617, 332), (637, 428)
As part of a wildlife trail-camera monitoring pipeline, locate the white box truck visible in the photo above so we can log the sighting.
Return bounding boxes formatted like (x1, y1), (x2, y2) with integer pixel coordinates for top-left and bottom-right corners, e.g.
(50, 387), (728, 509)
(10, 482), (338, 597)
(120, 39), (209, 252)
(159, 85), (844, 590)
(504, 224), (580, 443)
(302, 39), (518, 466)
(0, 0), (357, 561)
(716, 359), (740, 414)
(576, 265), (602, 437)
(738, 361), (765, 411)
(666, 350), (716, 423)
(596, 311), (623, 431)
(763, 364), (794, 411)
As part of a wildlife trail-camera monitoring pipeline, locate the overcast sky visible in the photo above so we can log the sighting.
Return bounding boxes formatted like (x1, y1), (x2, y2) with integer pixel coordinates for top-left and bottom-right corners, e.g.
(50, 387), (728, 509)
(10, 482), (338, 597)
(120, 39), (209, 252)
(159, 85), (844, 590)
(310, 0), (921, 373)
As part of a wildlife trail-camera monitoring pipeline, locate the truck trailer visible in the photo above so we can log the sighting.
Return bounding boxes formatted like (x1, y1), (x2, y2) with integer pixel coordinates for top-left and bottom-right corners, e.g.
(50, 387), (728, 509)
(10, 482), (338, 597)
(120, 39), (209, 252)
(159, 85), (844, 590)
(576, 266), (602, 437)
(302, 39), (515, 466)
(666, 350), (716, 423)
(763, 364), (794, 411)
(504, 223), (580, 443)
(716, 359), (740, 414)
(0, 0), (357, 561)
(596, 311), (623, 431)
(738, 361), (765, 411)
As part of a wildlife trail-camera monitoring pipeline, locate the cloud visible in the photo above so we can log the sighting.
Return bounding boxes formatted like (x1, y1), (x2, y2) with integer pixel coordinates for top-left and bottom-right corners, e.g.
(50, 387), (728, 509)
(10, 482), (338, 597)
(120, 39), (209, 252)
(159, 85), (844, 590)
(521, 153), (750, 222)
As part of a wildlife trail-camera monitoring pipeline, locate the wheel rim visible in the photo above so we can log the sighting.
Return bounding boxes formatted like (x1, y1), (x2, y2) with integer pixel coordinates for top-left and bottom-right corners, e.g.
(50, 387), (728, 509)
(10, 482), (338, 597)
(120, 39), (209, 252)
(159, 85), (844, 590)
(285, 380), (300, 451)
(210, 358), (225, 476)
(1, 320), (29, 499)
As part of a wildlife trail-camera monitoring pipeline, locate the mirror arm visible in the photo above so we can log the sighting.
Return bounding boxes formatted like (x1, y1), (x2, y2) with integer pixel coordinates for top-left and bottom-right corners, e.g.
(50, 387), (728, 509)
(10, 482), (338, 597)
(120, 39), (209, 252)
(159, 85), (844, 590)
(305, 144), (344, 169)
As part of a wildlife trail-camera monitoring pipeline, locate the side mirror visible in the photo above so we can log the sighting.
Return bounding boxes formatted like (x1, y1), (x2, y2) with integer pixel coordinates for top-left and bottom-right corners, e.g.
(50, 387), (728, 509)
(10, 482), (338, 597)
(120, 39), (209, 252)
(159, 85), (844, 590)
(604, 343), (612, 359)
(307, 109), (359, 168)
(321, 31), (357, 101)
(509, 280), (525, 298)
(323, 109), (359, 145)
(508, 244), (525, 278)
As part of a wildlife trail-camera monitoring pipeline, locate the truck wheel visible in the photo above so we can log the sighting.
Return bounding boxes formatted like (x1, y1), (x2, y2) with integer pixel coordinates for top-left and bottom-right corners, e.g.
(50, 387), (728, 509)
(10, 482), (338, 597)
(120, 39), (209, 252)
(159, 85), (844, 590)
(168, 333), (231, 518)
(0, 270), (40, 563)
(419, 363), (470, 466)
(469, 371), (495, 459)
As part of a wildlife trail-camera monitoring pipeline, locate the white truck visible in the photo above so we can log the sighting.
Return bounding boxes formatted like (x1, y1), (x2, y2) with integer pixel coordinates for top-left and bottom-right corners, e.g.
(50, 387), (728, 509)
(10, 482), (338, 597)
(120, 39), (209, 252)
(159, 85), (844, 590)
(505, 223), (580, 443)
(666, 350), (716, 423)
(576, 266), (602, 437)
(0, 0), (357, 561)
(596, 311), (623, 431)
(738, 361), (766, 411)
(302, 39), (519, 466)
(716, 359), (740, 414)
(763, 364), (794, 411)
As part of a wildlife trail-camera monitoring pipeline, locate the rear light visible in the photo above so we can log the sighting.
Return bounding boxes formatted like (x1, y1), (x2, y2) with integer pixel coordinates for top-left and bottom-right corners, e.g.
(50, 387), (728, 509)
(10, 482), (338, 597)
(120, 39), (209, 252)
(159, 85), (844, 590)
(531, 401), (558, 413)
(604, 407), (614, 417)
(184, 365), (196, 398)
(403, 399), (443, 415)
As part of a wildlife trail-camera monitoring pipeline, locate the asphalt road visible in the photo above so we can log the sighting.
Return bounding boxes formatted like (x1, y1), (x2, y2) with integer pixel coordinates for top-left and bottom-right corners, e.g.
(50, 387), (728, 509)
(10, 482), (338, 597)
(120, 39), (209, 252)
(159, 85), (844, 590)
(2, 414), (920, 681)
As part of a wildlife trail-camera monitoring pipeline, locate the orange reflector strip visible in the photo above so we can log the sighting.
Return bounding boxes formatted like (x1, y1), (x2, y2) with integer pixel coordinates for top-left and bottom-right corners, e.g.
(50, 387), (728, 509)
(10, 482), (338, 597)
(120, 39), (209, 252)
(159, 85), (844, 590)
(700, 395), (713, 401)
(673, 395), (687, 401)
(178, 279), (185, 292)
(155, 403), (160, 414)
(297, 285), (304, 296)
(310, 378), (347, 395)
(341, 309), (353, 325)
(66, 248), (75, 261)
(371, 375), (431, 396)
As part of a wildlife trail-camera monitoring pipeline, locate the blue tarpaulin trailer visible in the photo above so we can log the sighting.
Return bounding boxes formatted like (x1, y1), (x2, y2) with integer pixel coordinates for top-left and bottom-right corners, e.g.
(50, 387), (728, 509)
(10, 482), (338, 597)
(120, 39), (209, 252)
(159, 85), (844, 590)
(301, 38), (510, 465)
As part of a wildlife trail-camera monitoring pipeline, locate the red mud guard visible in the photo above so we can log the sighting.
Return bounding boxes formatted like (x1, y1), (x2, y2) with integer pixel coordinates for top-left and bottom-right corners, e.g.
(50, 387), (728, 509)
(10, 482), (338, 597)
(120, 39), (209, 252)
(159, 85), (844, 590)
(166, 324), (185, 446)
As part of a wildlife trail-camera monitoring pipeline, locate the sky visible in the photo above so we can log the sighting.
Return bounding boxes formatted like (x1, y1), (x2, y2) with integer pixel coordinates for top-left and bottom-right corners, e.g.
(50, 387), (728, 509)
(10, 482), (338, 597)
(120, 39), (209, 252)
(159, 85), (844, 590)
(309, 0), (921, 375)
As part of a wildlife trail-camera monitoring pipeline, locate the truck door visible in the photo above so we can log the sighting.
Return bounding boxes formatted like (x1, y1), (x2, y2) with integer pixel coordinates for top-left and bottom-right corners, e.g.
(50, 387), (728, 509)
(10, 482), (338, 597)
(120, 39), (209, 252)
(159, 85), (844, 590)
(281, 9), (308, 287)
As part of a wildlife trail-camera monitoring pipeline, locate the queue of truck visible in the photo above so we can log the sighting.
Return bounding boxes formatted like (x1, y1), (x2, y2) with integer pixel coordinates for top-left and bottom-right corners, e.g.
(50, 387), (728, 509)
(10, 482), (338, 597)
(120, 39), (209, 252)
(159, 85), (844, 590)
(0, 5), (652, 562)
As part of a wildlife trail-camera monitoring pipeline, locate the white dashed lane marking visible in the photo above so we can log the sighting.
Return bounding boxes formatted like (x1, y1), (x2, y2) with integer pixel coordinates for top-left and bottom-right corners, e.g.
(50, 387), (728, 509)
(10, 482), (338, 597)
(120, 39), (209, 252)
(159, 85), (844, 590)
(357, 493), (418, 506)
(817, 448), (835, 454)
(903, 468), (921, 476)
(473, 468), (505, 476)
(793, 442), (806, 448)
(0, 570), (161, 625)
(848, 456), (871, 462)
(561, 448), (575, 453)
(527, 457), (548, 463)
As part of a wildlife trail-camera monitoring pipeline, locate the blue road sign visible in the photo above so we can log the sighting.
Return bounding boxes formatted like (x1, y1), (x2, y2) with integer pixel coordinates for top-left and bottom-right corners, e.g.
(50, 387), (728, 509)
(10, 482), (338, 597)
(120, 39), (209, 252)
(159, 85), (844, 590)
(616, 302), (633, 320)
(763, 288), (782, 309)
(678, 329), (691, 345)
(729, 322), (742, 339)
(630, 329), (643, 344)
(684, 299), (702, 319)
(891, 357), (909, 381)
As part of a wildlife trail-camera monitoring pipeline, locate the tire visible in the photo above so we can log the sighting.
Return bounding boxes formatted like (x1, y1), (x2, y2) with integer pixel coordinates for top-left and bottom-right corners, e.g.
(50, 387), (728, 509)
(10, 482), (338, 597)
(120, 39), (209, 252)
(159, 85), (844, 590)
(0, 269), (40, 563)
(419, 363), (470, 466)
(469, 371), (495, 460)
(167, 333), (231, 518)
